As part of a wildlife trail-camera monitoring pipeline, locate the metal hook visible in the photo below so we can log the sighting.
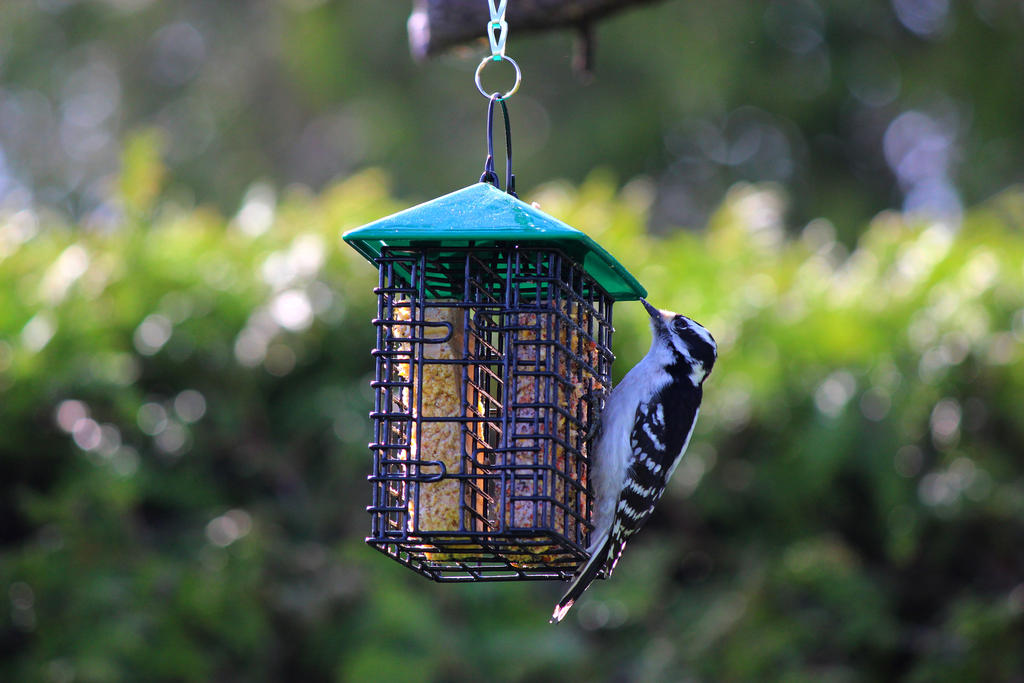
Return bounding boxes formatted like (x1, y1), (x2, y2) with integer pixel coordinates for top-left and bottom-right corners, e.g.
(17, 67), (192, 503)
(474, 54), (521, 101)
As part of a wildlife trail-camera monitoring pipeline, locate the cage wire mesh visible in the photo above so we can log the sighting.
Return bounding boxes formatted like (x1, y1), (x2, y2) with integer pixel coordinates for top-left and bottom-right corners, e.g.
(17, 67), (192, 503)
(367, 244), (615, 581)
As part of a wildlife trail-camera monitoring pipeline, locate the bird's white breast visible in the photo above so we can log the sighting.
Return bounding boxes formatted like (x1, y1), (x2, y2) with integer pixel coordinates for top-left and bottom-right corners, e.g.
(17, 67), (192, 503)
(588, 352), (672, 552)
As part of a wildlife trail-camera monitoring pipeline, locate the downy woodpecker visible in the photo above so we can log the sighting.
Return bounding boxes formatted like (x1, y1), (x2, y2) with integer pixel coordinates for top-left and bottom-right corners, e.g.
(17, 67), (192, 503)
(551, 299), (716, 623)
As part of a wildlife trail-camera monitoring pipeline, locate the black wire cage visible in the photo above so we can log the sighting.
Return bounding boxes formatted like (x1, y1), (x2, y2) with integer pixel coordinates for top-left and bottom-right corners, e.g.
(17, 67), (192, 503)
(344, 183), (646, 581)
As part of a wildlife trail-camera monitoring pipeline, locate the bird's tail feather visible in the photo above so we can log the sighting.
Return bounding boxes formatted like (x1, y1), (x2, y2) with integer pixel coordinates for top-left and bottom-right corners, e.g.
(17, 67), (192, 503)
(550, 531), (612, 623)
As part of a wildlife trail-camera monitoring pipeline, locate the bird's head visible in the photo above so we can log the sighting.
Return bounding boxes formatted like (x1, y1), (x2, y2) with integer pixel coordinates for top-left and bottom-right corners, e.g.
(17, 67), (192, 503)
(641, 299), (717, 385)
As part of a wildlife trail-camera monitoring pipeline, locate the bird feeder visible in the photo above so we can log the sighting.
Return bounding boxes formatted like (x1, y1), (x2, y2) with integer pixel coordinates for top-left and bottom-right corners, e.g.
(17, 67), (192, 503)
(344, 182), (646, 581)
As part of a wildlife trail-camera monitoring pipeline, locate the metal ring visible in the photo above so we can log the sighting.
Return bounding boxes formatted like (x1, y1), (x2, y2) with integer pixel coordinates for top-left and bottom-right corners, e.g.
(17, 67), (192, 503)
(475, 54), (521, 100)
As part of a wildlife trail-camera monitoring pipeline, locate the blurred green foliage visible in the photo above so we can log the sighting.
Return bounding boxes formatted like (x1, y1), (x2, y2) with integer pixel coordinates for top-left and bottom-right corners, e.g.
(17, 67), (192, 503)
(2, 135), (1023, 681)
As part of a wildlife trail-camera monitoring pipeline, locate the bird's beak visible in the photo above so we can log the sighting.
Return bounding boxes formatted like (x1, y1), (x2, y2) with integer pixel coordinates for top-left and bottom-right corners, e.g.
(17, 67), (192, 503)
(641, 299), (661, 320)
(640, 299), (668, 333)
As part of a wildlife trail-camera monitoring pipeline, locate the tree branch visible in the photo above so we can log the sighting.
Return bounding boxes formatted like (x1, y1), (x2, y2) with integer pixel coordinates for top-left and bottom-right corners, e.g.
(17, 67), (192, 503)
(408, 0), (666, 61)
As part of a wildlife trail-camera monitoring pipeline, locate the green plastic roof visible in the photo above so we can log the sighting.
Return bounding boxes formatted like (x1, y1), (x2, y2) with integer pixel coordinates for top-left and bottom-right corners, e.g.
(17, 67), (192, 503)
(342, 182), (646, 301)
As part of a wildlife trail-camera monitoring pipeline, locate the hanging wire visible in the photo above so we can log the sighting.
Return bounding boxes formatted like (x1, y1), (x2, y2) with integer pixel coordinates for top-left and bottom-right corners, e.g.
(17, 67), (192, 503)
(479, 93), (516, 196)
(477, 0), (518, 194)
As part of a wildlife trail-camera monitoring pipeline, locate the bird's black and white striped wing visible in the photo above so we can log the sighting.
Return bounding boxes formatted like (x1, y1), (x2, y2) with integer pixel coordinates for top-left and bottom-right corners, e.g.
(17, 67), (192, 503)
(605, 380), (702, 570)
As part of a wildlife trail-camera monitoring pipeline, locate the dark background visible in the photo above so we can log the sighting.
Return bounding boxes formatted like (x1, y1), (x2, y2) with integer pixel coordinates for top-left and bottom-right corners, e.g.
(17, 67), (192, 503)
(3, 1), (1024, 236)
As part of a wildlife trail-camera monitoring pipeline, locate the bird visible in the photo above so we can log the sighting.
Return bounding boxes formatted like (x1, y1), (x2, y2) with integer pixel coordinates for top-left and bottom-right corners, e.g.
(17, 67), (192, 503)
(551, 299), (716, 623)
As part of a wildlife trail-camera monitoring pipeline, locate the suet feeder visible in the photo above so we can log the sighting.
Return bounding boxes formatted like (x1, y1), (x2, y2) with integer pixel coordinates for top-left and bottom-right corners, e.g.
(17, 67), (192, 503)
(344, 182), (646, 581)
